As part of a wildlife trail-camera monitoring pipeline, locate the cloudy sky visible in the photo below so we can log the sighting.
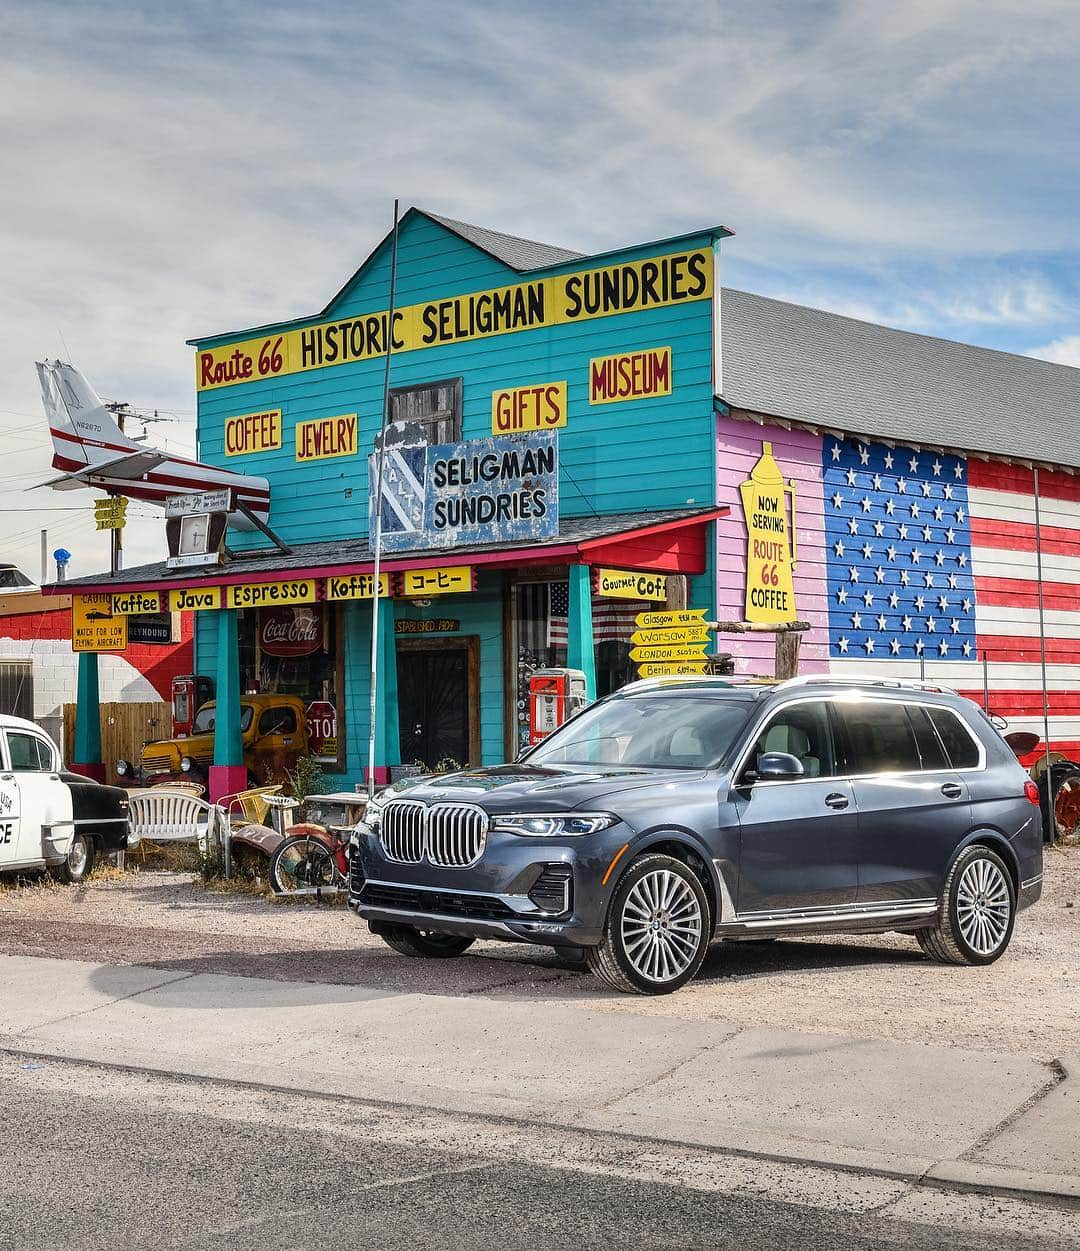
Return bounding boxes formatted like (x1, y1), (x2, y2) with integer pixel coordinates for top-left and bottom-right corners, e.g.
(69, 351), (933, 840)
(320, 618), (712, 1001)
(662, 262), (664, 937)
(3, 0), (1079, 577)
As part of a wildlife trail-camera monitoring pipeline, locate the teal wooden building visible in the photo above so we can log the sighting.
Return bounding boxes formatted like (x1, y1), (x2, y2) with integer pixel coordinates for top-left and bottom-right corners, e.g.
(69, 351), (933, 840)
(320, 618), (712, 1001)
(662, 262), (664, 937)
(58, 209), (731, 797)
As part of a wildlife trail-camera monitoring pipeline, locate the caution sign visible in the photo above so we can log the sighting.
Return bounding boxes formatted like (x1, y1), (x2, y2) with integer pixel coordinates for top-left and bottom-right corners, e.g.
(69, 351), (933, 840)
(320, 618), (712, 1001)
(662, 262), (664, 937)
(71, 594), (128, 653)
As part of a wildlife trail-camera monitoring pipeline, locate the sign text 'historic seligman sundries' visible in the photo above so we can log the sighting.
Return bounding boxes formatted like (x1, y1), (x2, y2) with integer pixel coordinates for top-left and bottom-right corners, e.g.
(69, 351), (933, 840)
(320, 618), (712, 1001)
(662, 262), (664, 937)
(195, 248), (711, 390)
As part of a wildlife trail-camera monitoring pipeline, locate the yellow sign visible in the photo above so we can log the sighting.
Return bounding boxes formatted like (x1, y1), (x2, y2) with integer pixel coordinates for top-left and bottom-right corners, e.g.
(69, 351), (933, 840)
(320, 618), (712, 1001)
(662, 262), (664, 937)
(111, 591), (162, 615)
(636, 660), (708, 678)
(740, 442), (798, 624)
(295, 414), (358, 462)
(326, 573), (391, 600)
(401, 566), (474, 596)
(169, 587), (222, 612)
(93, 497), (127, 531)
(225, 409), (282, 456)
(589, 346), (672, 405)
(226, 579), (317, 609)
(195, 248), (712, 391)
(596, 568), (668, 601)
(71, 594), (128, 653)
(491, 381), (567, 435)
(635, 608), (708, 629)
(630, 626), (711, 646)
(630, 644), (708, 663)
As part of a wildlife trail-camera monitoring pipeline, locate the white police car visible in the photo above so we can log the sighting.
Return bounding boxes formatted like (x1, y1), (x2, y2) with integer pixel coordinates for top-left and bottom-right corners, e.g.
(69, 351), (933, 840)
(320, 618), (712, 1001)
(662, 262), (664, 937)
(0, 714), (129, 883)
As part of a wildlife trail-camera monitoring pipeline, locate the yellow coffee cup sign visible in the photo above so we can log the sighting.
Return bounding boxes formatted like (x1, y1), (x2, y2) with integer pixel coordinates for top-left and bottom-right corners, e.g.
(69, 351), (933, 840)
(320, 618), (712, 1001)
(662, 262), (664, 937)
(739, 442), (798, 624)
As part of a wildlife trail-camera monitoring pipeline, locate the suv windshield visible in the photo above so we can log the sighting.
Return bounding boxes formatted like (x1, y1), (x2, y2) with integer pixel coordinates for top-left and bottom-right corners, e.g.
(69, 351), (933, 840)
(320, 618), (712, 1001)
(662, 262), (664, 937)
(527, 695), (751, 769)
(192, 704), (255, 734)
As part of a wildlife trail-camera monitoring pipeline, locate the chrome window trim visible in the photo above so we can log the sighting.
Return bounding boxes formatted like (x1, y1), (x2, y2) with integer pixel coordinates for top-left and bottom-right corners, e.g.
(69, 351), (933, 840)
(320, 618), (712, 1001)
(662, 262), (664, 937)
(2, 729), (59, 774)
(732, 692), (987, 787)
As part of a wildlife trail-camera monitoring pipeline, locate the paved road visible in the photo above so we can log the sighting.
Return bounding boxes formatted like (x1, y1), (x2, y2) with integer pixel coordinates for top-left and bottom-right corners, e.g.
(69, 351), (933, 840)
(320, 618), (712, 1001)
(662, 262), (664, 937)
(2, 1058), (1077, 1251)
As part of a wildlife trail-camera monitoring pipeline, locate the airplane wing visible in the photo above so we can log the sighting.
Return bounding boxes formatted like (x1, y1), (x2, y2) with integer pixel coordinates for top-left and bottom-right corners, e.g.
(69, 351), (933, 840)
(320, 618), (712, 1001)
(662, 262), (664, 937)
(34, 450), (168, 490)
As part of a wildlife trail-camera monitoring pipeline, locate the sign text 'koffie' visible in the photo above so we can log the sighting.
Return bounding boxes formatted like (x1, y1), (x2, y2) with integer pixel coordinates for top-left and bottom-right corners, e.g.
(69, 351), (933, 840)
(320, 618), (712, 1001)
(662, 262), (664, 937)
(373, 432), (558, 552)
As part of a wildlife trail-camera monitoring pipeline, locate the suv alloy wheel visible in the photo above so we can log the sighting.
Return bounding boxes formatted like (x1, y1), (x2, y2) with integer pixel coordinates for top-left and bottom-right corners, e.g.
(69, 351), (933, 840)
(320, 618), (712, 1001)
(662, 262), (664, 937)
(916, 845), (1016, 965)
(587, 854), (711, 995)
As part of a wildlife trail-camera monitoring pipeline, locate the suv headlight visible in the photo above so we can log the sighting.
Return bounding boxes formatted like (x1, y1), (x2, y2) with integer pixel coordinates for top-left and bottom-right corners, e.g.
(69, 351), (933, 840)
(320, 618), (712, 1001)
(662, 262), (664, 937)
(490, 813), (620, 837)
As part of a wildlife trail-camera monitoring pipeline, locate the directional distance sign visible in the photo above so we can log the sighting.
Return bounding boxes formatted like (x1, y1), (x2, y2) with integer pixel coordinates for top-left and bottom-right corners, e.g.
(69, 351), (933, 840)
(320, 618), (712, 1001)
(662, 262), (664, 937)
(634, 609), (708, 630)
(630, 626), (711, 646)
(630, 644), (711, 663)
(636, 660), (708, 677)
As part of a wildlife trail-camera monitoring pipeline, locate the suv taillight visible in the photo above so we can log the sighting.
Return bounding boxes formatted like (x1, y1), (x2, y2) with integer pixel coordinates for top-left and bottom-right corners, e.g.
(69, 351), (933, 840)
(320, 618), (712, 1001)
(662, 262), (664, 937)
(1024, 779), (1040, 806)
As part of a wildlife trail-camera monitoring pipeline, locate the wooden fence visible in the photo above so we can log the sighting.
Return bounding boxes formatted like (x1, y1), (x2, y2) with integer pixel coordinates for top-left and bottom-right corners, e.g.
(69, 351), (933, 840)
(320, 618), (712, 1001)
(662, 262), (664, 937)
(63, 701), (171, 774)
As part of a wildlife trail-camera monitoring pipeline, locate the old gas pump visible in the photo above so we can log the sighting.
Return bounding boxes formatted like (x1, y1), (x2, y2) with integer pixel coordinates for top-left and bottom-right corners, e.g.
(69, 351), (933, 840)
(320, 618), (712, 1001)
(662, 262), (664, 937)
(171, 674), (214, 737)
(528, 668), (588, 745)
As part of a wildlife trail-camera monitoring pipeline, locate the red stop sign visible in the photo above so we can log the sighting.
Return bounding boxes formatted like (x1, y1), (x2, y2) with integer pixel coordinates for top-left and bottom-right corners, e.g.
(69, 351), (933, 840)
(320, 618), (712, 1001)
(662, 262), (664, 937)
(306, 700), (337, 757)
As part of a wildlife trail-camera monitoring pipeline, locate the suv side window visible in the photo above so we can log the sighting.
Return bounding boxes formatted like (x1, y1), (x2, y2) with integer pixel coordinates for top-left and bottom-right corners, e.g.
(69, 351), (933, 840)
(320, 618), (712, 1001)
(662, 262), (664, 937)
(838, 700), (922, 774)
(905, 705), (949, 770)
(928, 707), (981, 769)
(748, 701), (836, 779)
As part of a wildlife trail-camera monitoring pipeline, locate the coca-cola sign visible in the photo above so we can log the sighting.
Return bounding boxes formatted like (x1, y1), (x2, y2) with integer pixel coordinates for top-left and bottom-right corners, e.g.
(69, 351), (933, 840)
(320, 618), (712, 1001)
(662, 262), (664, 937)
(259, 605), (323, 657)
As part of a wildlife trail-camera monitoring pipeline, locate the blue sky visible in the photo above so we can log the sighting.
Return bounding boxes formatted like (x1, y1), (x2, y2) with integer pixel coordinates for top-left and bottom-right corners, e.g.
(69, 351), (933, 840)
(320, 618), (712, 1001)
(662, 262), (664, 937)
(2, 0), (1079, 573)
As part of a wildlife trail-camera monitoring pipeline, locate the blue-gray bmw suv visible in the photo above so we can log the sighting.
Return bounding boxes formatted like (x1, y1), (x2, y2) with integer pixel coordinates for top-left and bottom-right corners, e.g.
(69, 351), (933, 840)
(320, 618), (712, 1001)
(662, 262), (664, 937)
(348, 676), (1044, 995)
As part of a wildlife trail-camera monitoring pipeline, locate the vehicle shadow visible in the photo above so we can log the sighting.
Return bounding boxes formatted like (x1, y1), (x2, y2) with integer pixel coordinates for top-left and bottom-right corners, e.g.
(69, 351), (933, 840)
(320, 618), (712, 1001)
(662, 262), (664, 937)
(84, 932), (928, 1009)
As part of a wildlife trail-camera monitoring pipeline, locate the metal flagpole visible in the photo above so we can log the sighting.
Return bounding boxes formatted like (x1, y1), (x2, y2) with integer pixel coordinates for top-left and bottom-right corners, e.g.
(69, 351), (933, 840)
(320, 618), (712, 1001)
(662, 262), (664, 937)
(367, 198), (401, 799)
(1033, 465), (1054, 843)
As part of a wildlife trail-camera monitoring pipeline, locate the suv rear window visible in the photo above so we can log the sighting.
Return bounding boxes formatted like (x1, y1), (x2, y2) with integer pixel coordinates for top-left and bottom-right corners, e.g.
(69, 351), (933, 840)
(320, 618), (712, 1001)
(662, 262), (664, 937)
(928, 707), (980, 769)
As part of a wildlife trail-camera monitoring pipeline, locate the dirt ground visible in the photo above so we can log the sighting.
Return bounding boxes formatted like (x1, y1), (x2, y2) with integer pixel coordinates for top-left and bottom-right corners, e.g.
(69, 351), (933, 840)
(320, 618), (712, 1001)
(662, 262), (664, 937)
(1, 848), (1077, 1061)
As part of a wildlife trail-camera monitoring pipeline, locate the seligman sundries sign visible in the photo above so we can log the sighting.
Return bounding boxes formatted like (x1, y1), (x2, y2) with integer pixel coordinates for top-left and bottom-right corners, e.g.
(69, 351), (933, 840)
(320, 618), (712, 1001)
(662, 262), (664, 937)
(371, 432), (558, 553)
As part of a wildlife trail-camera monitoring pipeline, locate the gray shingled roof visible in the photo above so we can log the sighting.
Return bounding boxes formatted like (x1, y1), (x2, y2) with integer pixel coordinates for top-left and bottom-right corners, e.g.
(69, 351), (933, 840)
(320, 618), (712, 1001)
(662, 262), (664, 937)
(721, 288), (1080, 470)
(423, 211), (584, 271)
(55, 508), (713, 591)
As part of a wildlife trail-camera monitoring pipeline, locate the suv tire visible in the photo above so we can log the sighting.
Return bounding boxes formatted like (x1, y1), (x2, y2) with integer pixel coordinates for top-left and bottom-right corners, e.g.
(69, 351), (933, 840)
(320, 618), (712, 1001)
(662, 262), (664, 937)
(916, 845), (1016, 966)
(587, 853), (710, 995)
(378, 925), (475, 958)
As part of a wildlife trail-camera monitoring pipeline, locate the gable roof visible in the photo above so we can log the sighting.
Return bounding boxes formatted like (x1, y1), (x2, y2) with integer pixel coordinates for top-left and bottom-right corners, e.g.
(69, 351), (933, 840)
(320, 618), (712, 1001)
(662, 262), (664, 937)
(422, 211), (584, 271)
(721, 288), (1080, 470)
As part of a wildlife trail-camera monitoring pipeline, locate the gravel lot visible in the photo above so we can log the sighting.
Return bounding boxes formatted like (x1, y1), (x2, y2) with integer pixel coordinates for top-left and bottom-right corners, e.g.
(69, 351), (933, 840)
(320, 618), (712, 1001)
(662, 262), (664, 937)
(1, 848), (1077, 1060)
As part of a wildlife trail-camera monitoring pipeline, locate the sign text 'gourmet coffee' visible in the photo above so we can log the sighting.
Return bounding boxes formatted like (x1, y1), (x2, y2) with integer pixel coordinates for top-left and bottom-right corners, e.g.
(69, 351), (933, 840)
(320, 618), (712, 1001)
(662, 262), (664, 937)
(195, 249), (712, 390)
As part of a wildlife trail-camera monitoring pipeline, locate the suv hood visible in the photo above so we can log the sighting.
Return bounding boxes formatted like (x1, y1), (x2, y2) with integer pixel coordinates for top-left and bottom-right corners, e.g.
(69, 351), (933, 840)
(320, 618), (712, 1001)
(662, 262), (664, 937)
(377, 763), (706, 813)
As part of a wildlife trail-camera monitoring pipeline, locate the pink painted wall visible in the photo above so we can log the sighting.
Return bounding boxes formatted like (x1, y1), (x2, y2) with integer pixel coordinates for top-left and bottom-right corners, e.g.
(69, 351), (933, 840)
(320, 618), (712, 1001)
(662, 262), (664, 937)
(715, 416), (829, 673)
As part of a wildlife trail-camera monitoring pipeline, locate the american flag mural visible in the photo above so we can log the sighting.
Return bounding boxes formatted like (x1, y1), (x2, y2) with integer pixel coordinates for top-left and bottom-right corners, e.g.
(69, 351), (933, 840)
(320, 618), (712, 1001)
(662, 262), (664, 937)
(823, 439), (976, 662)
(716, 414), (1080, 755)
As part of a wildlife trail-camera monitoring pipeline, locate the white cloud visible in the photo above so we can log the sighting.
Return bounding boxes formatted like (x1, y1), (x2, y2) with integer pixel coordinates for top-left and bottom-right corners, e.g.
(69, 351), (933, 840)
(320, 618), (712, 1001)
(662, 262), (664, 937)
(1027, 335), (1080, 368)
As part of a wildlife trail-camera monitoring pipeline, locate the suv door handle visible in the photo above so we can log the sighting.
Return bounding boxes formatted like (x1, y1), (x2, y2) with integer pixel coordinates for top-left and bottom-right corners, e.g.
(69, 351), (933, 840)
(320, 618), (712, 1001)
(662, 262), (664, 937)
(824, 792), (849, 810)
(941, 783), (963, 799)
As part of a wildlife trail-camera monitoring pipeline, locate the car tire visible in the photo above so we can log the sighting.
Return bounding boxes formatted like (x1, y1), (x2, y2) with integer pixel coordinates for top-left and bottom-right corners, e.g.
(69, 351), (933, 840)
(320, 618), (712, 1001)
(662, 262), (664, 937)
(53, 834), (95, 885)
(378, 925), (476, 958)
(916, 845), (1016, 966)
(587, 853), (710, 995)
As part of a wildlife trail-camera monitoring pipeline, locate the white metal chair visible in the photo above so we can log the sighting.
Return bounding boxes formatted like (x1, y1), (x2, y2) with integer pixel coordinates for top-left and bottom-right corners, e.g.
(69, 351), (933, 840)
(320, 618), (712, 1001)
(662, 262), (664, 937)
(126, 789), (219, 852)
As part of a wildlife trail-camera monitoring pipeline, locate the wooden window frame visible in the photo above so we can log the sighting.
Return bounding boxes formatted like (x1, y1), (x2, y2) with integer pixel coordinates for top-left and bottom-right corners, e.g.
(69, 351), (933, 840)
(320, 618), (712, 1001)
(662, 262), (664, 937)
(388, 377), (463, 444)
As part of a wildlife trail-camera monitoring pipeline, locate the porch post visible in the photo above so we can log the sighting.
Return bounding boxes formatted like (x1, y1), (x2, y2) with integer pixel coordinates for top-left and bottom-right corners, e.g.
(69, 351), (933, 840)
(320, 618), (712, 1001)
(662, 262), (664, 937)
(209, 607), (246, 802)
(71, 653), (105, 782)
(566, 563), (597, 702)
(368, 595), (400, 785)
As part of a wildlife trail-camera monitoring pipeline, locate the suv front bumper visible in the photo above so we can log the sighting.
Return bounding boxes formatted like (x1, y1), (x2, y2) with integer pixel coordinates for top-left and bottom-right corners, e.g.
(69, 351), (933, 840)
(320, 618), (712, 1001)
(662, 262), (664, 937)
(347, 824), (623, 947)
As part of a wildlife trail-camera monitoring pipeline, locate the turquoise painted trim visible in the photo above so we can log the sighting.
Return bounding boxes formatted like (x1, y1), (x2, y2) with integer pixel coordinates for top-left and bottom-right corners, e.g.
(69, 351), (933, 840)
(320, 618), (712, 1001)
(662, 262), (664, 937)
(372, 597), (400, 770)
(566, 564), (596, 701)
(213, 609), (243, 768)
(73, 653), (101, 764)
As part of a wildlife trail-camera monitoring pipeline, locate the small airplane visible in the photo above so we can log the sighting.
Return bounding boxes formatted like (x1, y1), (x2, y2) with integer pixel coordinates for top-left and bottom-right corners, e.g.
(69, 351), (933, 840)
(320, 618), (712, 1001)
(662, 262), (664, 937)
(35, 359), (270, 527)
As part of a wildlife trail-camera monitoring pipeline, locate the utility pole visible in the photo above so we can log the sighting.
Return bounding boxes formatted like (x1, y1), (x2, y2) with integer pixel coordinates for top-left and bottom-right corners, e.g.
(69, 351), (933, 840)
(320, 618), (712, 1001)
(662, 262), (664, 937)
(39, 530), (47, 584)
(107, 406), (126, 575)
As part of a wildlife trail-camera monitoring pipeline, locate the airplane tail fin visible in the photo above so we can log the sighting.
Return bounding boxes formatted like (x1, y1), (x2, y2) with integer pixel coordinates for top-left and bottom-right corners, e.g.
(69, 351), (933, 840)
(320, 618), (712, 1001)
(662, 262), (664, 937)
(36, 359), (139, 473)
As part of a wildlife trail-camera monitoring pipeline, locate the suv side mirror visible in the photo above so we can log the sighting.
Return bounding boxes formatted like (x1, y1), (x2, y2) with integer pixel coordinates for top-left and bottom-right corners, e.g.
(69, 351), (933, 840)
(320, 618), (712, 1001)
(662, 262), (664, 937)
(754, 751), (805, 781)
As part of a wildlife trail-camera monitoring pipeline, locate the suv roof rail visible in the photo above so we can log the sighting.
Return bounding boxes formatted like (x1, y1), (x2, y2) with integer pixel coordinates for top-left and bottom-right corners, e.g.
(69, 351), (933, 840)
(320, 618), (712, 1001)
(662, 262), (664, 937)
(618, 675), (744, 695)
(776, 673), (959, 695)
